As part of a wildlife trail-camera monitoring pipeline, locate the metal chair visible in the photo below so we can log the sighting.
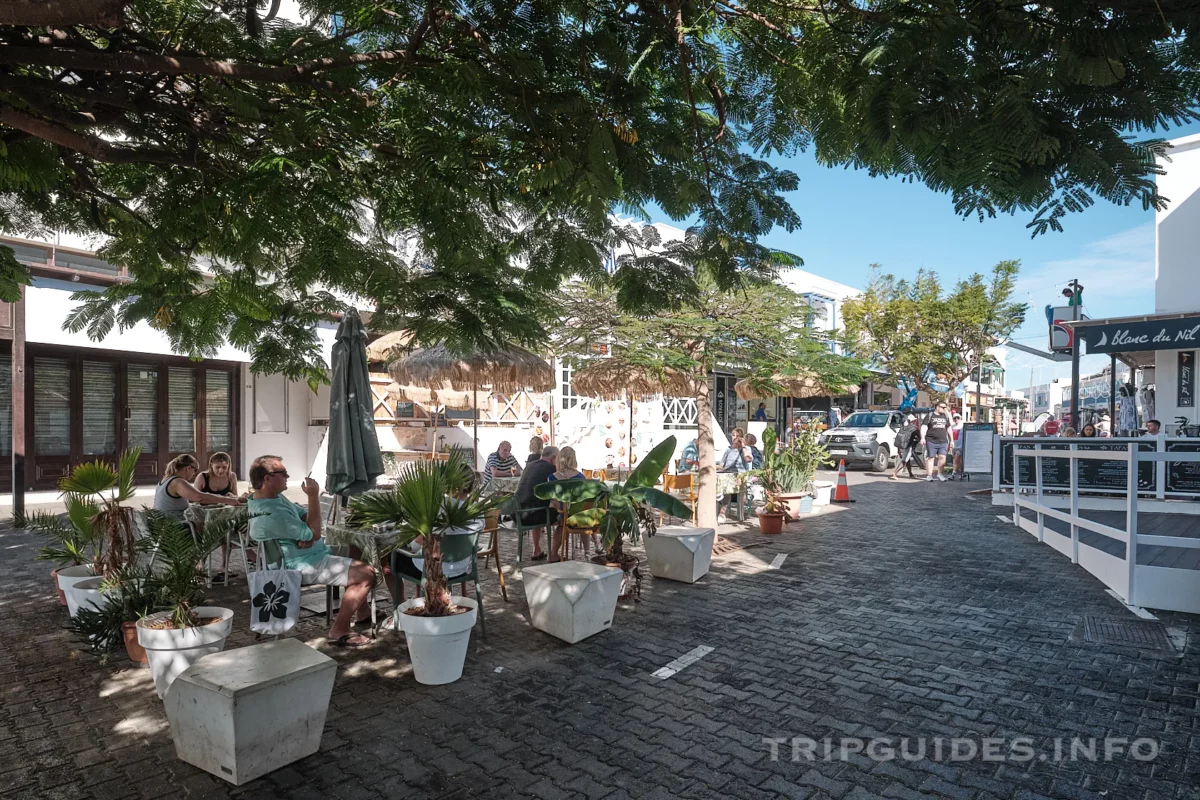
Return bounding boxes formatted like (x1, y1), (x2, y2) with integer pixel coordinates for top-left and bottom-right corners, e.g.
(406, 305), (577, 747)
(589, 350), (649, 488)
(252, 537), (342, 627)
(498, 496), (554, 562)
(389, 531), (486, 634)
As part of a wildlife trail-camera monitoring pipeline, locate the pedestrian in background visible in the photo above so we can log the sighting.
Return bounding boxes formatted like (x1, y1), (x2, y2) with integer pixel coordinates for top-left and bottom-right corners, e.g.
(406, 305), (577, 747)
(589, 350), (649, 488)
(922, 402), (954, 482)
(890, 413), (921, 480)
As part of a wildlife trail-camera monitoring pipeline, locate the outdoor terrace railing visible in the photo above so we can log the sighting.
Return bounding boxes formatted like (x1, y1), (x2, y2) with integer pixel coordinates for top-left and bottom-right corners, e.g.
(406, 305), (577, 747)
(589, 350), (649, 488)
(1010, 442), (1200, 614)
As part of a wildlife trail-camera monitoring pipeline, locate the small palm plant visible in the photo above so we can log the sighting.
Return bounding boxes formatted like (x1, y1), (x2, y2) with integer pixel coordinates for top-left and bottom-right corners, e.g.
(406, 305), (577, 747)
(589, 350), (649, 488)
(535, 436), (692, 564)
(139, 509), (237, 629)
(347, 451), (493, 617)
(70, 563), (160, 651)
(22, 448), (142, 575)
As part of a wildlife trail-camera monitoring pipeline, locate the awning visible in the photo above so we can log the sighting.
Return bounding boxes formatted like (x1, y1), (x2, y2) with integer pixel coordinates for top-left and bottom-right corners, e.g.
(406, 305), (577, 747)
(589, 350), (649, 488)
(1065, 312), (1200, 362)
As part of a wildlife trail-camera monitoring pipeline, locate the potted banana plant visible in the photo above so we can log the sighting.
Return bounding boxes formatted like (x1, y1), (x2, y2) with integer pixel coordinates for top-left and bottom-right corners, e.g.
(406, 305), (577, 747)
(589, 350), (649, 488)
(535, 436), (692, 599)
(346, 452), (494, 685)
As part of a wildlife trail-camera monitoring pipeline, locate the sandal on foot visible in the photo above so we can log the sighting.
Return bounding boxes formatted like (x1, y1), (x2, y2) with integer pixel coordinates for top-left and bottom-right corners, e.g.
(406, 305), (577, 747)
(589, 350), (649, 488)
(327, 633), (371, 648)
(531, 552), (548, 561)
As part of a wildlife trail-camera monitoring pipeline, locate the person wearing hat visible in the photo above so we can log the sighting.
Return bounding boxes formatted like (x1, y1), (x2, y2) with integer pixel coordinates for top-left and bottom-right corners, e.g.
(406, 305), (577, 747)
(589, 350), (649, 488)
(1097, 414), (1112, 438)
(951, 413), (964, 476)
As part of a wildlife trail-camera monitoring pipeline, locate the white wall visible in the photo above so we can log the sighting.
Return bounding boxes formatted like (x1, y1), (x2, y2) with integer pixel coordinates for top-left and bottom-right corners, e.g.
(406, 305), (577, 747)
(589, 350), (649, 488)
(239, 364), (317, 480)
(1156, 133), (1200, 315)
(27, 280), (252, 361)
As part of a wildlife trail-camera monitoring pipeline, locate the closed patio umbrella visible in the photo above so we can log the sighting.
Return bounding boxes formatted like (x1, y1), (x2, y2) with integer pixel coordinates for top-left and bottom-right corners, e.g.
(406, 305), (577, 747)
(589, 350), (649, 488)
(326, 308), (385, 497)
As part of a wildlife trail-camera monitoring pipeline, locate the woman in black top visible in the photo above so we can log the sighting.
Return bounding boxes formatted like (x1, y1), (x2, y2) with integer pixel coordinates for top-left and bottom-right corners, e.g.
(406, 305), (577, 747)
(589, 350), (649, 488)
(890, 414), (922, 479)
(192, 452), (240, 583)
(527, 435), (544, 464)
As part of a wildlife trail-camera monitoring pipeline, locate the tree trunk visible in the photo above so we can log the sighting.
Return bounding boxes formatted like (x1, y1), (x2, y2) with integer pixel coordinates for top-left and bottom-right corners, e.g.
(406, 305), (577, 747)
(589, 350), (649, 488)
(422, 536), (452, 616)
(694, 377), (718, 533)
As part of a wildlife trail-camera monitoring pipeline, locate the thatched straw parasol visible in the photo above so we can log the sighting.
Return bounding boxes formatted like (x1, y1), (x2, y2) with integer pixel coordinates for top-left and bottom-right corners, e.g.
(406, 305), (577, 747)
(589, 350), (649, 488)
(734, 372), (860, 400)
(569, 358), (695, 475)
(569, 358), (693, 400)
(387, 381), (476, 410)
(736, 372), (861, 430)
(365, 330), (413, 363)
(388, 344), (554, 465)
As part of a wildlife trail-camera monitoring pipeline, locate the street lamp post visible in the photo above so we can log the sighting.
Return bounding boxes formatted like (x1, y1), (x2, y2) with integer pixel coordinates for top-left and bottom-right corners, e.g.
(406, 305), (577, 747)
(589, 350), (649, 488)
(1067, 280), (1084, 430)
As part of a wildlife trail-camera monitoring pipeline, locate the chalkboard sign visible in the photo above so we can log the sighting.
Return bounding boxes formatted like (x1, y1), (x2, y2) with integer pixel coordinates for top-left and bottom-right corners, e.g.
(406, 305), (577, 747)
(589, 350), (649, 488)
(1166, 440), (1200, 494)
(960, 423), (995, 474)
(997, 438), (1155, 492)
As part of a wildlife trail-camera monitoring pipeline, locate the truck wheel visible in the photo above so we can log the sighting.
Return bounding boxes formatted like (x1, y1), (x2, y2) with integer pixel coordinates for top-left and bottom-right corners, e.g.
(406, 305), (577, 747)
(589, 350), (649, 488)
(872, 446), (890, 472)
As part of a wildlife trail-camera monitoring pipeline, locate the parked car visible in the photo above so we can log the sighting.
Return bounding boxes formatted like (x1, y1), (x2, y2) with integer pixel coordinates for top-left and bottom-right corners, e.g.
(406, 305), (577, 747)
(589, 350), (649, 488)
(819, 410), (904, 472)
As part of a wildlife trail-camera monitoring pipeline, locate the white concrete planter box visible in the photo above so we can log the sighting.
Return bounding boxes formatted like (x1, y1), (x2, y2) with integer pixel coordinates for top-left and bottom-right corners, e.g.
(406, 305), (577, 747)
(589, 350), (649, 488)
(137, 607), (234, 698)
(396, 596), (478, 685)
(645, 526), (715, 584)
(63, 575), (108, 619)
(524, 562), (622, 644)
(58, 565), (96, 618)
(165, 639), (337, 786)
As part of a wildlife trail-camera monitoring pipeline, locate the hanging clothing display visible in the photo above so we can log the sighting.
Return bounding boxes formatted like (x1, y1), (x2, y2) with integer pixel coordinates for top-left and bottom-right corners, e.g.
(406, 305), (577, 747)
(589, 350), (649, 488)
(1118, 394), (1138, 436)
(1139, 385), (1155, 427)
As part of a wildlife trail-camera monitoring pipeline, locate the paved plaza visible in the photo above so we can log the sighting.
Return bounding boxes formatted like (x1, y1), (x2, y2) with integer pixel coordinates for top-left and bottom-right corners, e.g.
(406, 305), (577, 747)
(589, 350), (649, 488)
(3, 474), (1200, 800)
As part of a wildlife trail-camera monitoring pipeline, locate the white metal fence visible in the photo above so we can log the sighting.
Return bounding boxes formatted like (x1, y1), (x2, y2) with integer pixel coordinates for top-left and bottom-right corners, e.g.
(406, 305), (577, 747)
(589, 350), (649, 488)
(1011, 443), (1200, 613)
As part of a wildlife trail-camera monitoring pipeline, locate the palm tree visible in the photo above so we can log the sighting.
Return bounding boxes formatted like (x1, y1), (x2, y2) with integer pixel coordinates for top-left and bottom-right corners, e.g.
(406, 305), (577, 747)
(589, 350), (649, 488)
(347, 451), (493, 617)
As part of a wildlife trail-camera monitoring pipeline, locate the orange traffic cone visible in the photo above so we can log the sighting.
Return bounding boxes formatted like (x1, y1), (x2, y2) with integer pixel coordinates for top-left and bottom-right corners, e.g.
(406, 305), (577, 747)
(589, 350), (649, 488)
(832, 459), (854, 503)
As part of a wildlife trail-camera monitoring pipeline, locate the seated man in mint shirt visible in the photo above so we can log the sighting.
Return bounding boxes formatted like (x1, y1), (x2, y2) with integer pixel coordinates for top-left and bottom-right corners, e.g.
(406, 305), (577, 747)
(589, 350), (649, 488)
(247, 455), (376, 648)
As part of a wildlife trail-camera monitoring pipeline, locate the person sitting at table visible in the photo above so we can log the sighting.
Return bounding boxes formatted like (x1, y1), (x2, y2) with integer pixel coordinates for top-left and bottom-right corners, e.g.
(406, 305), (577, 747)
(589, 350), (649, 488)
(247, 455), (377, 648)
(680, 438), (699, 472)
(527, 435), (545, 464)
(191, 451), (242, 583)
(548, 446), (596, 556)
(515, 445), (559, 561)
(717, 434), (749, 522)
(153, 454), (241, 520)
(753, 402), (768, 421)
(483, 440), (523, 484)
(194, 451), (238, 498)
(744, 433), (764, 469)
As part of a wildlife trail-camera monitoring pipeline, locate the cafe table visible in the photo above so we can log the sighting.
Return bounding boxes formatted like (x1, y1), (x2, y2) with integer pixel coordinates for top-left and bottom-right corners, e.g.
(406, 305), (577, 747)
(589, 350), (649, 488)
(184, 504), (250, 585)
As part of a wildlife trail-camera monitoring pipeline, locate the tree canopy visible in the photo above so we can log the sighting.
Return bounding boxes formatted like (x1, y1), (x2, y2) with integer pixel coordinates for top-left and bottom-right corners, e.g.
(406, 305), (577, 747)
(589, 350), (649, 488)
(0, 0), (1195, 378)
(554, 223), (867, 526)
(841, 260), (1027, 397)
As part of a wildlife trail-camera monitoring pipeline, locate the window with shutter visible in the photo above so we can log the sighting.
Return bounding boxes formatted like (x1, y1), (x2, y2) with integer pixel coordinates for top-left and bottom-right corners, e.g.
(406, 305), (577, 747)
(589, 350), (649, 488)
(205, 370), (232, 452)
(168, 367), (196, 452)
(127, 364), (158, 453)
(34, 357), (71, 456)
(0, 353), (10, 457)
(81, 361), (116, 455)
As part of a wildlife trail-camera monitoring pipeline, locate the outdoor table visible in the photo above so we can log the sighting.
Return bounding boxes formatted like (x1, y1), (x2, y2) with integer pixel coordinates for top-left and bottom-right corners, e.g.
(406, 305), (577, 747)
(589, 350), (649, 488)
(714, 472), (749, 522)
(480, 475), (521, 498)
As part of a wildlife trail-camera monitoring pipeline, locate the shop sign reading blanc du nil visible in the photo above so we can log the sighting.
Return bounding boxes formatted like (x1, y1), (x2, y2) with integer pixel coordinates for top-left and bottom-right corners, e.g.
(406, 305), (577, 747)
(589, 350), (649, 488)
(1081, 317), (1200, 355)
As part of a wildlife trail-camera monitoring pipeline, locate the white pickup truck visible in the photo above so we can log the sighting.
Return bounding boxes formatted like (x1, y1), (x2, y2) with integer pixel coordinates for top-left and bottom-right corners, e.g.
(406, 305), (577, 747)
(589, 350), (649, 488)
(818, 410), (904, 472)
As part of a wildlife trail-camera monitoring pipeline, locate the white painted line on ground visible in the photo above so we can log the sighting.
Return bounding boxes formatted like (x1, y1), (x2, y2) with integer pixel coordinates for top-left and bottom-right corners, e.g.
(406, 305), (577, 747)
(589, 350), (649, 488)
(996, 515), (1013, 524)
(651, 645), (714, 680)
(494, 667), (505, 673)
(1105, 589), (1157, 620)
(769, 553), (787, 570)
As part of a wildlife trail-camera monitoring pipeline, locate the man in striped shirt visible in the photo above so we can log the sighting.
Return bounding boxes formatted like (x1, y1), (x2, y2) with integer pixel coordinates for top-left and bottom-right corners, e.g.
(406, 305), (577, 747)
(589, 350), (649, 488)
(483, 440), (523, 483)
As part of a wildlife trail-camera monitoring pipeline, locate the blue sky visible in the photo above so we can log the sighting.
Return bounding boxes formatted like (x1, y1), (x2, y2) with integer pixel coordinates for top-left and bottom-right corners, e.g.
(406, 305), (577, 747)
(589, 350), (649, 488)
(686, 122), (1200, 391)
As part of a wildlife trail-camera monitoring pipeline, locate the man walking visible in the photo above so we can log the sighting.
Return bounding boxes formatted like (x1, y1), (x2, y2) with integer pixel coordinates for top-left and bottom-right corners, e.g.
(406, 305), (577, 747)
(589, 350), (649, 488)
(922, 402), (954, 482)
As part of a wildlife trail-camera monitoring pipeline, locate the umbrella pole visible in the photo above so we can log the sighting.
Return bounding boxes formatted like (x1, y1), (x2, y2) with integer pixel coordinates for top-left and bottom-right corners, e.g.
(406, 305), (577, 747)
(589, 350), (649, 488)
(629, 397), (635, 478)
(473, 383), (479, 471)
(433, 404), (439, 456)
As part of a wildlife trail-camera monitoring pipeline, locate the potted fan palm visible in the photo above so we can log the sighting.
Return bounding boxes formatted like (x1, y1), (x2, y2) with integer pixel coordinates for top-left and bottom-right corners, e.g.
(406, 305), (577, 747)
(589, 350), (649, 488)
(346, 452), (493, 685)
(70, 563), (161, 663)
(535, 436), (692, 598)
(135, 511), (238, 698)
(22, 449), (142, 614)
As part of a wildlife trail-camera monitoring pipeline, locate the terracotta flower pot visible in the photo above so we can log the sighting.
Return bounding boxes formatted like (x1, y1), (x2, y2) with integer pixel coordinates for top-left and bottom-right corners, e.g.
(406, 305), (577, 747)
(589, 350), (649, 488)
(122, 621), (148, 664)
(52, 569), (67, 606)
(757, 511), (786, 535)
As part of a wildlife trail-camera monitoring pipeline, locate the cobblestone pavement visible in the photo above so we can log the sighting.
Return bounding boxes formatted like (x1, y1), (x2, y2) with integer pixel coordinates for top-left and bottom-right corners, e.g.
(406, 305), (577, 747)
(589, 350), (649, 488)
(3, 475), (1200, 800)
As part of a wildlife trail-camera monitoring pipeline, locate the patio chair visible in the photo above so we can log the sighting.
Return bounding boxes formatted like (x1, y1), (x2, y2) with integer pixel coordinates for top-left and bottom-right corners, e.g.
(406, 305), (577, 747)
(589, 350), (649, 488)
(252, 537), (341, 627)
(557, 500), (600, 561)
(389, 531), (486, 634)
(661, 473), (698, 524)
(184, 505), (253, 587)
(497, 496), (554, 562)
(479, 511), (508, 602)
